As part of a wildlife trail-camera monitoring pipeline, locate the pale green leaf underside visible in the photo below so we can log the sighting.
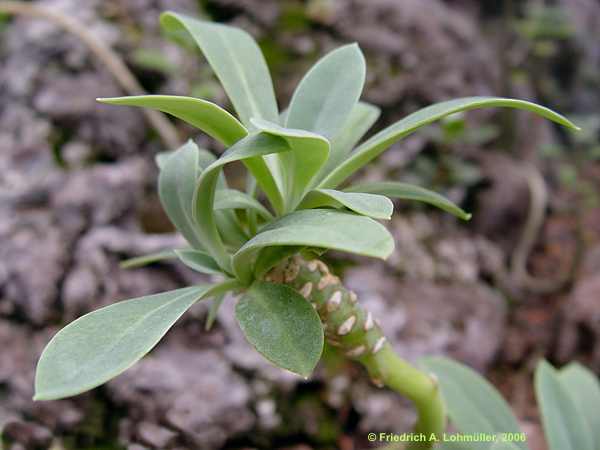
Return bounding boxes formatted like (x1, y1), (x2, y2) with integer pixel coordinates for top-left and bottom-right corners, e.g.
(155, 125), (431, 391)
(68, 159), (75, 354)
(158, 140), (205, 249)
(320, 101), (380, 178)
(558, 363), (600, 450)
(299, 188), (393, 220)
(160, 12), (284, 198)
(235, 281), (323, 377)
(193, 133), (291, 273)
(250, 118), (329, 210)
(120, 250), (177, 269)
(535, 360), (594, 450)
(320, 96), (580, 189)
(159, 142), (245, 252)
(285, 43), (365, 140)
(345, 181), (471, 220)
(420, 357), (526, 450)
(34, 283), (238, 401)
(160, 12), (278, 127)
(233, 209), (394, 283)
(214, 188), (274, 220)
(174, 249), (223, 275)
(97, 95), (247, 146)
(155, 151), (172, 170)
(155, 146), (216, 171)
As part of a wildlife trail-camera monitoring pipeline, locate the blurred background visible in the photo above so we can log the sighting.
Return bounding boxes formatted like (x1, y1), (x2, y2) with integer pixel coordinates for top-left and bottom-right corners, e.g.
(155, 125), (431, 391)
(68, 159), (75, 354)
(0, 0), (599, 449)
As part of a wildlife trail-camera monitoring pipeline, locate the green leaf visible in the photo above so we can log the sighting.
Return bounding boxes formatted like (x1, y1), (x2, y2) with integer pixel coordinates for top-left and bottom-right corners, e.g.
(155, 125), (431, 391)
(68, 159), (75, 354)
(34, 282), (239, 401)
(205, 294), (225, 331)
(156, 147), (217, 171)
(299, 188), (393, 220)
(235, 281), (324, 377)
(251, 118), (329, 210)
(174, 249), (223, 275)
(233, 209), (394, 283)
(558, 362), (600, 450)
(120, 250), (177, 269)
(245, 176), (259, 235)
(97, 95), (247, 146)
(159, 142), (246, 251)
(160, 12), (278, 127)
(285, 43), (365, 140)
(345, 181), (471, 220)
(535, 360), (594, 450)
(420, 357), (526, 450)
(214, 188), (274, 220)
(193, 133), (291, 273)
(489, 441), (522, 450)
(254, 246), (304, 279)
(320, 101), (380, 178)
(155, 151), (172, 170)
(215, 209), (248, 249)
(320, 97), (580, 188)
(160, 12), (286, 203)
(158, 140), (205, 249)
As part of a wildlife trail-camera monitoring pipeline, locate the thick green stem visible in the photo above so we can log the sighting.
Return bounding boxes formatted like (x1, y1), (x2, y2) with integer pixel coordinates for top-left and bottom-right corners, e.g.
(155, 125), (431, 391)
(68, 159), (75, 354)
(267, 257), (446, 449)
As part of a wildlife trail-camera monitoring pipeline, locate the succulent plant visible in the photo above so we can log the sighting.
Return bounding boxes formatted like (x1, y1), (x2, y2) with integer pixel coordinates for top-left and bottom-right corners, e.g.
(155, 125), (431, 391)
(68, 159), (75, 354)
(33, 11), (578, 449)
(422, 357), (600, 450)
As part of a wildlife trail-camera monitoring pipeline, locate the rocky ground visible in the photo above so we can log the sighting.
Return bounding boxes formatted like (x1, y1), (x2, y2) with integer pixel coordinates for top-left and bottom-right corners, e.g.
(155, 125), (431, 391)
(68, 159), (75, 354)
(1, 0), (599, 449)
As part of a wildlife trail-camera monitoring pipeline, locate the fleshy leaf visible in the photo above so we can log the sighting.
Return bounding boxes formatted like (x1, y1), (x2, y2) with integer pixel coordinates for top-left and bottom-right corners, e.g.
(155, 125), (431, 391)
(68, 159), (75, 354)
(97, 95), (247, 146)
(156, 147), (217, 171)
(420, 357), (526, 450)
(558, 362), (600, 450)
(214, 188), (274, 220)
(250, 118), (329, 211)
(345, 181), (471, 220)
(535, 360), (594, 450)
(155, 151), (172, 170)
(215, 209), (248, 249)
(160, 11), (286, 200)
(193, 133), (291, 273)
(120, 250), (177, 269)
(158, 142), (246, 250)
(160, 12), (278, 127)
(299, 188), (393, 220)
(233, 209), (394, 283)
(235, 281), (323, 377)
(34, 282), (239, 400)
(320, 101), (380, 178)
(174, 249), (223, 275)
(320, 96), (580, 188)
(158, 140), (205, 249)
(285, 43), (365, 140)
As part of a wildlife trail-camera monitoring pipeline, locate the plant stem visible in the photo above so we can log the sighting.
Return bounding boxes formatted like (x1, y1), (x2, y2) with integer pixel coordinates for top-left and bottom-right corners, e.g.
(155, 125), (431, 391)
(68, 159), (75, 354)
(267, 257), (446, 449)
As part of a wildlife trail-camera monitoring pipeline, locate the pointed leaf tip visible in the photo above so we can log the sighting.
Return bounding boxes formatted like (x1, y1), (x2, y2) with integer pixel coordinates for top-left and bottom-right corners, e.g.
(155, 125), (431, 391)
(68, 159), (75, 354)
(322, 96), (581, 188)
(34, 286), (213, 400)
(159, 11), (278, 127)
(285, 42), (365, 140)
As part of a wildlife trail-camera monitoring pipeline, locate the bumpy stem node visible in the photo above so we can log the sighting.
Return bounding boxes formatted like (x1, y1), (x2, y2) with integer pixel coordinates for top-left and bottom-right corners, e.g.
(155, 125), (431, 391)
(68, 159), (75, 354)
(267, 257), (446, 450)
